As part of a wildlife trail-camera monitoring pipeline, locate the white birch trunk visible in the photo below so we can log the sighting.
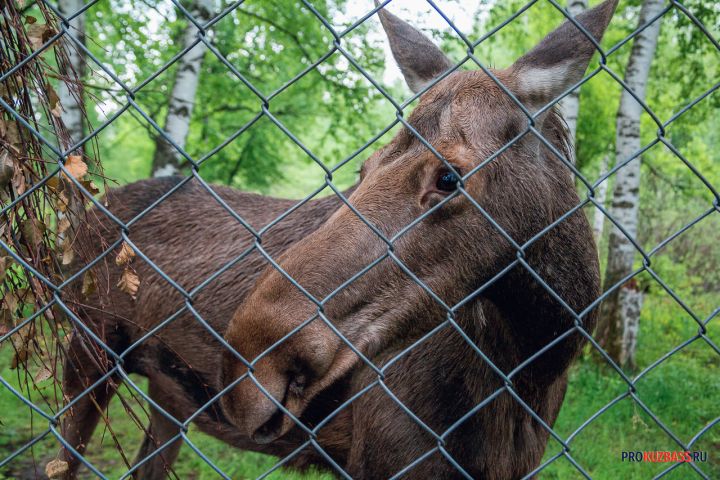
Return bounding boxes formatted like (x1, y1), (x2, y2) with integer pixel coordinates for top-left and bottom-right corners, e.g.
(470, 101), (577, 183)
(619, 281), (643, 369)
(599, 0), (664, 364)
(151, 0), (214, 177)
(593, 154), (609, 240)
(56, 0), (86, 262)
(558, 0), (588, 153)
(58, 0), (85, 152)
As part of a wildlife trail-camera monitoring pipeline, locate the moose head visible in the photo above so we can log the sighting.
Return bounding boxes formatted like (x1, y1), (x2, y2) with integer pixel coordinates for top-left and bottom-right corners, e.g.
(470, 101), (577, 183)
(220, 0), (615, 445)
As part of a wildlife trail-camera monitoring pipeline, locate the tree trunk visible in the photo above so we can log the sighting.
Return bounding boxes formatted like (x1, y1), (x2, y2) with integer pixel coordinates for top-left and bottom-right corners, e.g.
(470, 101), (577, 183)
(597, 0), (664, 365)
(558, 0), (588, 151)
(593, 154), (609, 240)
(58, 0), (85, 152)
(151, 0), (214, 177)
(56, 0), (86, 263)
(619, 279), (643, 370)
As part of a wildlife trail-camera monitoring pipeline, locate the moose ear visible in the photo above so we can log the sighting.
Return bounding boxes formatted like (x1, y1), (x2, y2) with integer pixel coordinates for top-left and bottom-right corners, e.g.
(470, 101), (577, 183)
(509, 0), (618, 110)
(375, 2), (453, 93)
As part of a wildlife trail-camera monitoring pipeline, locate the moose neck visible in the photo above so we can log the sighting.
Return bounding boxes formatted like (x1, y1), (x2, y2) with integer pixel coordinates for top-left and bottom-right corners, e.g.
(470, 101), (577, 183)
(483, 208), (600, 391)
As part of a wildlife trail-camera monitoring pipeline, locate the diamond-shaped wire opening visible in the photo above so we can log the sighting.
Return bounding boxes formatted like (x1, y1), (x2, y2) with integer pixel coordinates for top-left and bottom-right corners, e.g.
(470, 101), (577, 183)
(82, 1), (193, 88)
(0, 430), (72, 479)
(261, 53), (396, 180)
(634, 338), (720, 427)
(207, 1), (337, 92)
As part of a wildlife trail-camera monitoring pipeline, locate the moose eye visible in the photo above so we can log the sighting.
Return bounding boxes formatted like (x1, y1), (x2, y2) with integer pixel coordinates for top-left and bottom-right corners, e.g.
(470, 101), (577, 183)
(436, 170), (460, 192)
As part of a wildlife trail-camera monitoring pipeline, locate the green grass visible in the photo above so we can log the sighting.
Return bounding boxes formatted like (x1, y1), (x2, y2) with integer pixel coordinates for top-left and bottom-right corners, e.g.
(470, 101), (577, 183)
(0, 366), (331, 479)
(540, 293), (720, 479)
(1, 292), (717, 479)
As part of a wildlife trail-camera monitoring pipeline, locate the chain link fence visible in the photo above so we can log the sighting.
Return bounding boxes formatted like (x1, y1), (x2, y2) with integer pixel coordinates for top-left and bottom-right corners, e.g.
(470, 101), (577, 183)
(1, 0), (718, 478)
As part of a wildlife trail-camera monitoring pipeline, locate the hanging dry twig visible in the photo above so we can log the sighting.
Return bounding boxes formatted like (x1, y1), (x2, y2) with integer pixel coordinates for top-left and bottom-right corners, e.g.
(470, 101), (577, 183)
(0, 0), (104, 466)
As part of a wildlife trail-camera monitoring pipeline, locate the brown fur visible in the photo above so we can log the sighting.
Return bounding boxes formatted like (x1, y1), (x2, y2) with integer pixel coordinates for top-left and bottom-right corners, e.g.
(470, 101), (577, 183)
(61, 2), (617, 478)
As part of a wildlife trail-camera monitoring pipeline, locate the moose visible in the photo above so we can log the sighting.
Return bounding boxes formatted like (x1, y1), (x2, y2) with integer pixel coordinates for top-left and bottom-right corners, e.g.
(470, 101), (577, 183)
(61, 1), (616, 478)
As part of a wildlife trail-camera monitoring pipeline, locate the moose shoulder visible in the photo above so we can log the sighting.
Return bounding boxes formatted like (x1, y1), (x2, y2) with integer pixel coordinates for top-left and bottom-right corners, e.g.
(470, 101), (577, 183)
(62, 1), (616, 479)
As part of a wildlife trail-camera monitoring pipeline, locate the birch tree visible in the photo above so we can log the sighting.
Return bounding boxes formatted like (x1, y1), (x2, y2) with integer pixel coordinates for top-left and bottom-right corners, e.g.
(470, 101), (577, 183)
(598, 0), (664, 365)
(56, 0), (87, 264)
(593, 154), (609, 240)
(559, 0), (588, 148)
(57, 0), (85, 152)
(151, 0), (214, 177)
(619, 278), (643, 369)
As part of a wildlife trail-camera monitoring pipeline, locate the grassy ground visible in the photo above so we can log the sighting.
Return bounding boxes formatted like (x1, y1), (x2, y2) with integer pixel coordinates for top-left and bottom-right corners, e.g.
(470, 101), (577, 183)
(0, 371), (333, 480)
(0, 291), (717, 479)
(539, 291), (720, 479)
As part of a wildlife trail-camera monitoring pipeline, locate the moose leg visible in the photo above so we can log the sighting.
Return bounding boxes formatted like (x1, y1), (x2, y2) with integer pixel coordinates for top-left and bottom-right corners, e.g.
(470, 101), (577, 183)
(131, 381), (184, 480)
(60, 333), (119, 479)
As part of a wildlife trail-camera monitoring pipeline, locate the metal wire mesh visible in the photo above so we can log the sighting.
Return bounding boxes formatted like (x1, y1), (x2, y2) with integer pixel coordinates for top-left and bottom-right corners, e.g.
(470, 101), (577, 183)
(1, 0), (719, 479)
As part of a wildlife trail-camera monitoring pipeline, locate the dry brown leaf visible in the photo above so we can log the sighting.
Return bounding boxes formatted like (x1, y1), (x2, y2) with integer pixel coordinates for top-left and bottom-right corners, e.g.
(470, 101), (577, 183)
(61, 244), (74, 265)
(81, 179), (100, 196)
(57, 216), (71, 235)
(0, 309), (10, 331)
(81, 271), (96, 297)
(117, 268), (139, 298)
(21, 217), (43, 248)
(12, 164), (26, 195)
(0, 256), (12, 283)
(27, 23), (55, 51)
(46, 83), (62, 118)
(63, 155), (87, 179)
(34, 366), (53, 383)
(57, 190), (69, 212)
(45, 176), (60, 191)
(115, 242), (135, 266)
(0, 312), (7, 333)
(19, 285), (36, 305)
(3, 290), (18, 314)
(11, 347), (28, 369)
(0, 150), (14, 190)
(4, 120), (20, 146)
(45, 459), (69, 479)
(25, 15), (37, 25)
(26, 24), (45, 50)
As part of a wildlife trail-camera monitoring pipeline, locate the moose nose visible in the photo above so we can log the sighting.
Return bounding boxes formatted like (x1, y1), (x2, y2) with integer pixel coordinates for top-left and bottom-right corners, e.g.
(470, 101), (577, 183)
(251, 404), (286, 444)
(220, 353), (292, 443)
(220, 284), (344, 443)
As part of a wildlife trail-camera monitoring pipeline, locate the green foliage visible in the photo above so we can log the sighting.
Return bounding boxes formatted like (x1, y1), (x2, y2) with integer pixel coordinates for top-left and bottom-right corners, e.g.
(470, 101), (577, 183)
(84, 0), (392, 192)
